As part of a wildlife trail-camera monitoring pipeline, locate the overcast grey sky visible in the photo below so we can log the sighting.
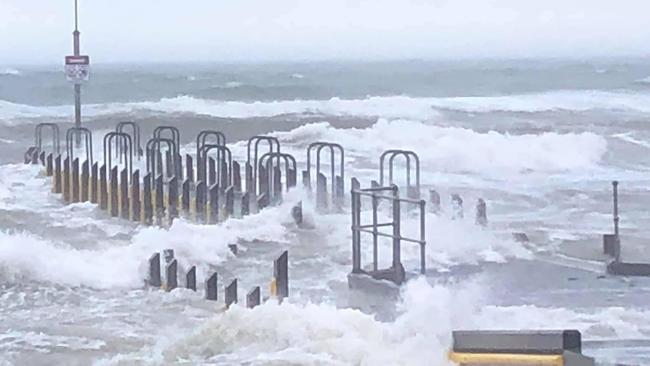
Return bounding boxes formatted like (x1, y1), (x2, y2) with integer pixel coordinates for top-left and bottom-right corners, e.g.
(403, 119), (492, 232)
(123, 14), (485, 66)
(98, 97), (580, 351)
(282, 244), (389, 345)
(1, 0), (649, 64)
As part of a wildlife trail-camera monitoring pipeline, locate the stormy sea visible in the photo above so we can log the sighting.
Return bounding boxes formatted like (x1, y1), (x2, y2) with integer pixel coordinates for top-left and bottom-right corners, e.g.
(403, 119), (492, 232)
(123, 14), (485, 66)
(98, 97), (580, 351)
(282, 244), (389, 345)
(1, 59), (650, 365)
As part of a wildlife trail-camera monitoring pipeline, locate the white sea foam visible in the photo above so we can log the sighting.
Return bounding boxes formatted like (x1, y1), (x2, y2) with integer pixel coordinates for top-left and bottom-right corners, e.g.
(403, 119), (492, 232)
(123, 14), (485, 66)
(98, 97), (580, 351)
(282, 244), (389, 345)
(635, 76), (650, 84)
(3, 90), (650, 124)
(95, 278), (650, 365)
(0, 205), (294, 288)
(23, 89), (650, 123)
(0, 68), (21, 76)
(269, 120), (607, 174)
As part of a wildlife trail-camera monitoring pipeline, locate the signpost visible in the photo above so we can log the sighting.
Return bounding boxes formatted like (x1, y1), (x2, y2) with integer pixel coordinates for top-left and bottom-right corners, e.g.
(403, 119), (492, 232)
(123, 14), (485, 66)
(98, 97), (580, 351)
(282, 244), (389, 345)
(66, 0), (90, 146)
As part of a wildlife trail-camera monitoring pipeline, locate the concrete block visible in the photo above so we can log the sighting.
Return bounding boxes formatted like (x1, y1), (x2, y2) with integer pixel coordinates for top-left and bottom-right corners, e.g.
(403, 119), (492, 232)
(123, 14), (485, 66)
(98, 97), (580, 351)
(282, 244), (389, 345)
(607, 260), (650, 276)
(452, 330), (582, 354)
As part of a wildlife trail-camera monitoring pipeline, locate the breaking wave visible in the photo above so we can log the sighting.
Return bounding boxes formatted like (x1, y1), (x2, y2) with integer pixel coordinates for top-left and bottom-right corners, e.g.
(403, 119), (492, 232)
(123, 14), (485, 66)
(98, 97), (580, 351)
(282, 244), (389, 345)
(0, 68), (21, 76)
(0, 201), (295, 288)
(95, 278), (650, 365)
(3, 89), (650, 124)
(635, 76), (650, 85)
(269, 120), (608, 174)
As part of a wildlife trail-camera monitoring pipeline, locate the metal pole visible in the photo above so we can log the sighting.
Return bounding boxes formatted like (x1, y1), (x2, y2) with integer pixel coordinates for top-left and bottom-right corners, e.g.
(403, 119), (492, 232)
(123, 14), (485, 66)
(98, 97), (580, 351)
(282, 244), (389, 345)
(73, 0), (82, 146)
(419, 200), (426, 275)
(372, 192), (378, 271)
(391, 186), (401, 269)
(613, 181), (619, 238)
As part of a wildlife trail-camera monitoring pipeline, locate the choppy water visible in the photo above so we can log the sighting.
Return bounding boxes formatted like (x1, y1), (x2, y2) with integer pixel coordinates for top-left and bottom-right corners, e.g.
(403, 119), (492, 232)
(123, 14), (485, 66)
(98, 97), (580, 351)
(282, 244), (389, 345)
(2, 59), (650, 365)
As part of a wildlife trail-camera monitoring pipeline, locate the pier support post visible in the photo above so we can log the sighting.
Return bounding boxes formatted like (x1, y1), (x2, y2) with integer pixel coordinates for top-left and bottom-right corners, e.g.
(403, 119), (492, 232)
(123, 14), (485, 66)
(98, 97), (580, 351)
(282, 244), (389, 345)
(233, 161), (242, 191)
(143, 173), (153, 225)
(165, 259), (177, 292)
(429, 189), (440, 214)
(185, 154), (194, 182)
(71, 158), (80, 203)
(604, 181), (621, 259)
(109, 167), (118, 217)
(206, 272), (218, 300)
(120, 168), (129, 220)
(90, 162), (98, 203)
(246, 286), (261, 309)
(168, 176), (179, 220)
(451, 194), (463, 219)
(148, 253), (161, 288)
(225, 279), (238, 308)
(316, 173), (328, 212)
(241, 192), (250, 216)
(335, 175), (344, 208)
(208, 157), (216, 186)
(46, 153), (54, 176)
(272, 250), (289, 301)
(130, 170), (140, 221)
(291, 201), (303, 226)
(53, 155), (62, 193)
(195, 181), (207, 223)
(225, 186), (234, 218)
(181, 179), (190, 214)
(80, 160), (89, 202)
(208, 183), (219, 224)
(63, 157), (70, 202)
(154, 175), (164, 224)
(476, 198), (487, 226)
(186, 266), (196, 291)
(99, 165), (107, 210)
(273, 165), (282, 204)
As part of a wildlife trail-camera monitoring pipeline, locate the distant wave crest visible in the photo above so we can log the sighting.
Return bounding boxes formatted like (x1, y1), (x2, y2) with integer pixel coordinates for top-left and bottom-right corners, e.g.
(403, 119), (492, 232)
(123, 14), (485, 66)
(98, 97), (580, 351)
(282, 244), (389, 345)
(0, 68), (21, 76)
(2, 90), (650, 124)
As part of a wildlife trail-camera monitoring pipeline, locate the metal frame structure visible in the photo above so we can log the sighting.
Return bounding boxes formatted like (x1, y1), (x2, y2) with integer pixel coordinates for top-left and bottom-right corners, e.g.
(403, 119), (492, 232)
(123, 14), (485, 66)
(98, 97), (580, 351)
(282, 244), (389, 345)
(146, 137), (176, 178)
(35, 123), (61, 155)
(247, 136), (280, 194)
(259, 152), (297, 200)
(196, 130), (226, 160)
(103, 132), (133, 179)
(116, 121), (142, 159)
(65, 126), (93, 163)
(198, 144), (233, 187)
(379, 149), (421, 199)
(153, 126), (180, 157)
(351, 178), (426, 285)
(306, 142), (344, 201)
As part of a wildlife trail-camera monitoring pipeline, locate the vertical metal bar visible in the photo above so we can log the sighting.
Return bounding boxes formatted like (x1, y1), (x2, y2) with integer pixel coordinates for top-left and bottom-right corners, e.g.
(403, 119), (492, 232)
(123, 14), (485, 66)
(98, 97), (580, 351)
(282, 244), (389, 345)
(420, 200), (426, 275)
(392, 186), (401, 269)
(613, 180), (619, 238)
(351, 178), (361, 273)
(372, 192), (378, 272)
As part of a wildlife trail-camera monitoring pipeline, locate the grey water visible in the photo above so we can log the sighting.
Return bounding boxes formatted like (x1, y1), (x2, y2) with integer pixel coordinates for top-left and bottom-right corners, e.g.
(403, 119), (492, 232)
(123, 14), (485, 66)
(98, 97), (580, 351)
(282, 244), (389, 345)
(1, 59), (650, 365)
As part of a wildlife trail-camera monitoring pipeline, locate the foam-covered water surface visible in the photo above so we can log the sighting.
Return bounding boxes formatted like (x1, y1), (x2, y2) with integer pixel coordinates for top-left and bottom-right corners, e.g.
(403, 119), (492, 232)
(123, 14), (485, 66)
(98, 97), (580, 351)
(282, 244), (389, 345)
(2, 59), (650, 364)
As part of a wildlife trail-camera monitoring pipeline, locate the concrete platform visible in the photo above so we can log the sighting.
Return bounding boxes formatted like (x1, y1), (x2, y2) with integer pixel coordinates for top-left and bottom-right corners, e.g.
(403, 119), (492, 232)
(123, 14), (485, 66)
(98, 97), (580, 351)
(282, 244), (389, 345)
(607, 260), (650, 276)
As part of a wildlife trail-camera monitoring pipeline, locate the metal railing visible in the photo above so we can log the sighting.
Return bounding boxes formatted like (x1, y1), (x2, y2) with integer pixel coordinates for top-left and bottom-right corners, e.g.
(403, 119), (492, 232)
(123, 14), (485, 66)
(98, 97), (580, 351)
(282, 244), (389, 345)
(351, 178), (426, 285)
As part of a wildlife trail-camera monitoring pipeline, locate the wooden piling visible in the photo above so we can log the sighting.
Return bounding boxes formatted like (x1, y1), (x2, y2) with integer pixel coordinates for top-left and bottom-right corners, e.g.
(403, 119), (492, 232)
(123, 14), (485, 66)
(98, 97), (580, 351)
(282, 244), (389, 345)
(90, 162), (98, 204)
(131, 170), (140, 222)
(63, 157), (70, 202)
(120, 168), (129, 220)
(80, 160), (89, 202)
(109, 167), (119, 217)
